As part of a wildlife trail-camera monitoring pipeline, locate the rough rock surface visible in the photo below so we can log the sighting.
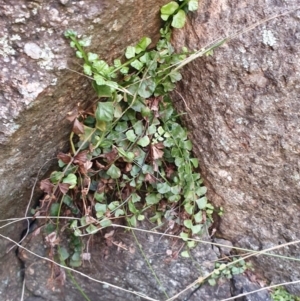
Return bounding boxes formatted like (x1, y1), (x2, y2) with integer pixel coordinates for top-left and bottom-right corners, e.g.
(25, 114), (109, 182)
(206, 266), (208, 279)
(0, 0), (189, 299)
(0, 0), (169, 257)
(172, 0), (300, 294)
(16, 219), (233, 301)
(232, 274), (272, 301)
(1, 0), (298, 299)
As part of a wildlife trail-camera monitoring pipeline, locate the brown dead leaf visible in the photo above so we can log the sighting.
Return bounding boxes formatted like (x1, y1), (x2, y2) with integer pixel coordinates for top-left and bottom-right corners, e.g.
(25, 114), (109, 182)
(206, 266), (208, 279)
(166, 165), (175, 178)
(125, 163), (132, 172)
(72, 119), (84, 135)
(82, 176), (91, 188)
(97, 181), (106, 193)
(40, 179), (54, 194)
(66, 107), (79, 122)
(79, 161), (93, 175)
(58, 183), (70, 194)
(150, 97), (160, 112)
(103, 148), (118, 164)
(57, 152), (72, 164)
(73, 151), (88, 165)
(45, 232), (60, 247)
(95, 160), (105, 170)
(107, 178), (114, 184)
(151, 143), (164, 160)
(145, 173), (156, 184)
(155, 142), (164, 149)
(98, 178), (115, 192)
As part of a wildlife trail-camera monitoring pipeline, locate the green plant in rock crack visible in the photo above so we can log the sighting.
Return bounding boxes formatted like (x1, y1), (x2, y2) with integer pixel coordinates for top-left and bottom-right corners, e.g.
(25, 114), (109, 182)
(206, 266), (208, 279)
(207, 258), (252, 286)
(161, 0), (199, 29)
(36, 5), (224, 267)
(271, 287), (300, 301)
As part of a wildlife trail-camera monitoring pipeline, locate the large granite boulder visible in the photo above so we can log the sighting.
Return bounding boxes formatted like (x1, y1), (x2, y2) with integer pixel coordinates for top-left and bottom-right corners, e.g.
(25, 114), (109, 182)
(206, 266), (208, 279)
(172, 0), (300, 294)
(0, 0), (170, 299)
(0, 0), (298, 299)
(0, 0), (169, 256)
(14, 218), (233, 301)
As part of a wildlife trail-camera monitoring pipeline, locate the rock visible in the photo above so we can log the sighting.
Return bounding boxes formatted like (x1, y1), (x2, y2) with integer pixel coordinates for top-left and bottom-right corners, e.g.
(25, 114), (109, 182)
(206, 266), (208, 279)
(0, 252), (24, 301)
(231, 274), (272, 301)
(1, 0), (299, 299)
(172, 0), (300, 294)
(0, 0), (175, 298)
(0, 0), (169, 266)
(59, 0), (69, 5)
(213, 238), (233, 256)
(17, 219), (232, 301)
(24, 43), (42, 60)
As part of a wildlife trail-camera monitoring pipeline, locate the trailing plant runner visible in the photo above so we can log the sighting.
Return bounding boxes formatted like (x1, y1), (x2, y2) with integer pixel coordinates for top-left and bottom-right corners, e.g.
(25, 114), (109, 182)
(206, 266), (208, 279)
(17, 2), (300, 300)
(35, 0), (223, 268)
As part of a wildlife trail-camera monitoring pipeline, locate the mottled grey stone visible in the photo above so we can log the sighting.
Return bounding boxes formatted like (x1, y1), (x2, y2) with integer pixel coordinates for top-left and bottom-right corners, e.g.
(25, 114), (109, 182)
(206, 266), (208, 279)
(172, 0), (300, 295)
(59, 0), (69, 5)
(1, 0), (299, 299)
(0, 0), (169, 299)
(24, 42), (43, 60)
(17, 219), (232, 301)
(213, 238), (233, 256)
(0, 0), (169, 265)
(232, 274), (272, 301)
